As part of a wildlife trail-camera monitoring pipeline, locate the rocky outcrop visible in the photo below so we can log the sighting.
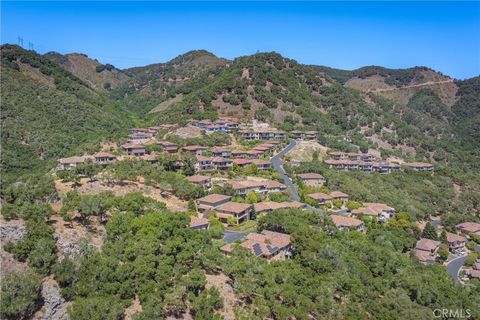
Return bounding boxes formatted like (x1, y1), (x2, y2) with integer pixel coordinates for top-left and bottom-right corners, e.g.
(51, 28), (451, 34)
(33, 278), (71, 320)
(0, 219), (26, 246)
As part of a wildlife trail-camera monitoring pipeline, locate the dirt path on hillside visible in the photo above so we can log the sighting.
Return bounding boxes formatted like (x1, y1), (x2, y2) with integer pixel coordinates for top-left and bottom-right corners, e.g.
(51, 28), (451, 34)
(369, 79), (454, 92)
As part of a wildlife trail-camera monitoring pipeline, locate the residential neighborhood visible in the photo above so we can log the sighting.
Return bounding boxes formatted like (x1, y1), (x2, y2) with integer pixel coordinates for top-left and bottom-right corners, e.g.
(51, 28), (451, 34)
(49, 118), (480, 317)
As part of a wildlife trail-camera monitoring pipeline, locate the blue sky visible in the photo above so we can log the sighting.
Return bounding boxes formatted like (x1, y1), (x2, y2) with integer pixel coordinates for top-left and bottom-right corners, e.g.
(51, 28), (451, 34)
(1, 1), (479, 79)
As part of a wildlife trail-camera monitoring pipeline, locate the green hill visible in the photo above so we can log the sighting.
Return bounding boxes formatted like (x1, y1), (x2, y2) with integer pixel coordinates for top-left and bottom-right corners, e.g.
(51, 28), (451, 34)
(0, 45), (134, 188)
(44, 51), (131, 91)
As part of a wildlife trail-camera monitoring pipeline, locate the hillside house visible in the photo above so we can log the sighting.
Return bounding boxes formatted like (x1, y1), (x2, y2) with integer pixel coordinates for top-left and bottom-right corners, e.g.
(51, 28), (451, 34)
(232, 150), (248, 159)
(233, 158), (252, 169)
(157, 141), (178, 153)
(373, 162), (402, 173)
(446, 232), (466, 252)
(240, 129), (285, 141)
(252, 145), (272, 153)
(329, 152), (375, 162)
(254, 201), (306, 214)
(92, 152), (117, 165)
(330, 215), (365, 232)
(352, 203), (395, 222)
(290, 130), (318, 140)
(246, 150), (265, 158)
(230, 180), (268, 197)
(307, 192), (333, 205)
(297, 173), (326, 186)
(212, 157), (233, 170)
(186, 175), (212, 189)
(212, 147), (232, 158)
(189, 217), (210, 230)
(221, 231), (292, 260)
(414, 238), (441, 264)
(330, 191), (349, 202)
(195, 156), (214, 171)
(305, 131), (318, 140)
(250, 159), (272, 170)
(402, 162), (434, 171)
(196, 194), (232, 212)
(58, 156), (89, 170)
(265, 180), (287, 193)
(182, 145), (208, 156)
(215, 202), (252, 224)
(127, 132), (153, 143)
(121, 144), (146, 156)
(456, 222), (480, 236)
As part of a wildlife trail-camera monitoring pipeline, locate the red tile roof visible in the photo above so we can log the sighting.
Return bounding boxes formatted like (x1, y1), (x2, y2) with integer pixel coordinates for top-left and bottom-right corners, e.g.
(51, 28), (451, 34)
(331, 215), (363, 228)
(415, 238), (441, 252)
(297, 173), (325, 180)
(446, 232), (466, 243)
(122, 143), (145, 149)
(196, 194), (231, 204)
(216, 202), (252, 214)
(190, 216), (210, 228)
(457, 222), (480, 233)
(307, 192), (332, 201)
(92, 152), (116, 158)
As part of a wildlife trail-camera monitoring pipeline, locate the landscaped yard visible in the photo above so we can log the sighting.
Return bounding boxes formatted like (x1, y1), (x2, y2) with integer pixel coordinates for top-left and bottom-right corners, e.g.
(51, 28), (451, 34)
(226, 220), (257, 232)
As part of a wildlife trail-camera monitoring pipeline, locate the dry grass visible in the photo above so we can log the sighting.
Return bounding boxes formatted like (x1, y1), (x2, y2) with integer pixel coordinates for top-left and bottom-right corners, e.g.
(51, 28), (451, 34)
(149, 94), (184, 113)
(286, 140), (329, 162)
(55, 178), (187, 212)
(205, 273), (238, 320)
(172, 125), (204, 139)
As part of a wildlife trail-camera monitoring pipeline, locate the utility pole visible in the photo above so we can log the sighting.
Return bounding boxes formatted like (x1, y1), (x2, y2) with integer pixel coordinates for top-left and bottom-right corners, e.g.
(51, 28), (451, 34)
(18, 36), (24, 47)
(28, 42), (34, 50)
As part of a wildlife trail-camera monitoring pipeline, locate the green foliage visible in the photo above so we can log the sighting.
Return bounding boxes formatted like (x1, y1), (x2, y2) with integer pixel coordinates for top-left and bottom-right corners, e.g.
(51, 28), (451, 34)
(5, 219), (56, 274)
(68, 296), (126, 320)
(224, 209), (480, 319)
(190, 287), (224, 320)
(0, 271), (43, 320)
(59, 210), (225, 318)
(1, 45), (133, 191)
(422, 222), (438, 240)
(167, 132), (231, 147)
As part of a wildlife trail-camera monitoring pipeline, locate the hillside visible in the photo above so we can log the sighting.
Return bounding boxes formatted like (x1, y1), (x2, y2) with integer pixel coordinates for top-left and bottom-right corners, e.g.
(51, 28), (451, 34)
(44, 51), (131, 91)
(2, 45), (480, 320)
(0, 45), (134, 188)
(110, 50), (229, 115)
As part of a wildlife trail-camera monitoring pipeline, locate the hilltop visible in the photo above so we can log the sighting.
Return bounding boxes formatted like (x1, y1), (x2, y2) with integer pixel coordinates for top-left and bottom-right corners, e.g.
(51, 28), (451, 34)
(44, 51), (131, 91)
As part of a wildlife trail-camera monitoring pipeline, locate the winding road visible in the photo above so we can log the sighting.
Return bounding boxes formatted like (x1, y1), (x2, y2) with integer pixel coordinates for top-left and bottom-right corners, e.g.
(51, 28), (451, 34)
(271, 139), (478, 284)
(446, 244), (480, 283)
(271, 139), (300, 201)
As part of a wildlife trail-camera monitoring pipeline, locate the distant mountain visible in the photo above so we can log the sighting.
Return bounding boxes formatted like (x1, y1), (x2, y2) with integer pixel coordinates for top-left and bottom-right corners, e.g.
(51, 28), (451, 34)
(2, 45), (479, 199)
(110, 50), (228, 114)
(315, 65), (458, 107)
(0, 45), (134, 188)
(44, 51), (130, 91)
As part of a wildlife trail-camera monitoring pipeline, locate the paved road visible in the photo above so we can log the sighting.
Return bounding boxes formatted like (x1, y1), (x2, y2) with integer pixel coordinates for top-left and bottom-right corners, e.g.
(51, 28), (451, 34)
(271, 140), (300, 201)
(222, 230), (246, 244)
(447, 254), (468, 284)
(446, 245), (480, 283)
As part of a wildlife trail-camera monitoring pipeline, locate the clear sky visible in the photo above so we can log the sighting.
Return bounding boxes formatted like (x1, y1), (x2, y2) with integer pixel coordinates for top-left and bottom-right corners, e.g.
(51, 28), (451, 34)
(1, 1), (479, 79)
